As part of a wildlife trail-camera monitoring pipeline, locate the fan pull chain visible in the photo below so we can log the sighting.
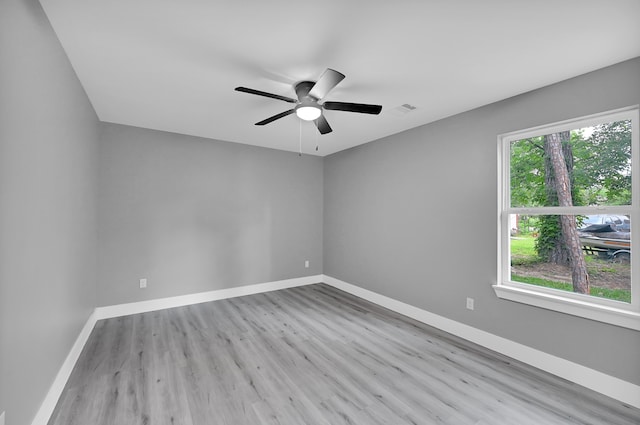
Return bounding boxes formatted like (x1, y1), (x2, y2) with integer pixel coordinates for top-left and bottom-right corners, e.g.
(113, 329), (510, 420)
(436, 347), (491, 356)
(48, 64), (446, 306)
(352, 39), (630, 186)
(315, 124), (319, 152)
(299, 119), (302, 156)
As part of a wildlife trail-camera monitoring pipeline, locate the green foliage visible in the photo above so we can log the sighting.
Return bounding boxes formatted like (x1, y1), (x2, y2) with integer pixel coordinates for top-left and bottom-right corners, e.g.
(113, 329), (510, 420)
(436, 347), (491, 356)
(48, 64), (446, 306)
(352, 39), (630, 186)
(516, 215), (540, 236)
(510, 137), (545, 207)
(510, 121), (632, 208)
(573, 121), (632, 206)
(534, 215), (563, 261)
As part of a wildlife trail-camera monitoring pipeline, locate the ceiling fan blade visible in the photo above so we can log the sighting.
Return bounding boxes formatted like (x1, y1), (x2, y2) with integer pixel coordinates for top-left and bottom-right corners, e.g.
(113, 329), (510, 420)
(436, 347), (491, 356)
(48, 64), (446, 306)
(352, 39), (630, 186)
(314, 115), (333, 134)
(323, 101), (382, 115)
(255, 109), (295, 126)
(308, 68), (345, 100)
(235, 87), (297, 103)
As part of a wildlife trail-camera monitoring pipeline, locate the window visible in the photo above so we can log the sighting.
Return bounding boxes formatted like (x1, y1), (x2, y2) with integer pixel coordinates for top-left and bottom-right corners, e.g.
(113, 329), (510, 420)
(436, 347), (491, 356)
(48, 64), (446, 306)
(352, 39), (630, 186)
(496, 106), (640, 330)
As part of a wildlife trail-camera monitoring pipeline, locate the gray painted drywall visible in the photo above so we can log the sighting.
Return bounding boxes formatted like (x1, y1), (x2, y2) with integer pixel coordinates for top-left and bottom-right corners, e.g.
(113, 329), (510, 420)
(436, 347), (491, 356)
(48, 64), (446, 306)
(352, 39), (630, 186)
(97, 123), (323, 306)
(0, 0), (99, 424)
(323, 57), (640, 385)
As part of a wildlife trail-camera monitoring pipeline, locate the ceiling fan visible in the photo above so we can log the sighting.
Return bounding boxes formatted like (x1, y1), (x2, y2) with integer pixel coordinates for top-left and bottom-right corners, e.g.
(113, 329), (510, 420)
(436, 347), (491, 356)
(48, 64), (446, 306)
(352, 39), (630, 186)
(235, 68), (382, 135)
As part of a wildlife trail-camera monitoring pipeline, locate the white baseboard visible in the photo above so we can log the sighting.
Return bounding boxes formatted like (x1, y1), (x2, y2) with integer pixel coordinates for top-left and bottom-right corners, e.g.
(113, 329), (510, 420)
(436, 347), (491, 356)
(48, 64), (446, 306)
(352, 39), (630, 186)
(321, 274), (640, 409)
(32, 272), (639, 425)
(95, 275), (322, 320)
(30, 310), (98, 425)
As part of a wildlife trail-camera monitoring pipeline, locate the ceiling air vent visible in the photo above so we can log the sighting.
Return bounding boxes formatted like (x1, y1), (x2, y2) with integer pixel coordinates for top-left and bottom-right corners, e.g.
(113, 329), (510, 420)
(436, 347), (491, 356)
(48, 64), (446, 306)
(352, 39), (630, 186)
(388, 103), (418, 116)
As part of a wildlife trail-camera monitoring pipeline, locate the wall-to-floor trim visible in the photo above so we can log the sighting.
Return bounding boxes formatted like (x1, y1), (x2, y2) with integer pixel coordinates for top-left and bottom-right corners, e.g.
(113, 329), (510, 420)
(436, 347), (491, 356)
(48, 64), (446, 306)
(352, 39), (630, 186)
(31, 275), (321, 425)
(322, 274), (640, 409)
(30, 310), (98, 425)
(94, 275), (322, 320)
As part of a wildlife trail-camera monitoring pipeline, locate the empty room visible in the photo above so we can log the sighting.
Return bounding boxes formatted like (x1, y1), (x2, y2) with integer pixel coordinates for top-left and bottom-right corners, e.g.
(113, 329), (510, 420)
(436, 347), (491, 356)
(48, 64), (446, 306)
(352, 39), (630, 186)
(2, 1), (640, 424)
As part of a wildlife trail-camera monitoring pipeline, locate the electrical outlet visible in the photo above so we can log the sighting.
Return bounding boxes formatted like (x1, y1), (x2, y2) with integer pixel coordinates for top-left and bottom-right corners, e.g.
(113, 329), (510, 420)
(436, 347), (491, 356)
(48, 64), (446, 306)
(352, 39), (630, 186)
(466, 297), (475, 310)
(139, 278), (147, 289)
(304, 260), (310, 268)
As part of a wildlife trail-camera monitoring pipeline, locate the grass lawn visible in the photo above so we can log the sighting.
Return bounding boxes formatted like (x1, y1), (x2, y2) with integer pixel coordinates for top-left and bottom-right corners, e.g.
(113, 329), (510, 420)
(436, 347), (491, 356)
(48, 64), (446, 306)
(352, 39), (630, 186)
(510, 235), (631, 303)
(511, 274), (631, 303)
(510, 236), (538, 265)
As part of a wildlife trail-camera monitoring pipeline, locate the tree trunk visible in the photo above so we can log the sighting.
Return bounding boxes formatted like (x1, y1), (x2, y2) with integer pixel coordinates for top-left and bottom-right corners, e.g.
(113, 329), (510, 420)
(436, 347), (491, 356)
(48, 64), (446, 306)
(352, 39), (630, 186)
(545, 132), (590, 294)
(541, 132), (574, 265)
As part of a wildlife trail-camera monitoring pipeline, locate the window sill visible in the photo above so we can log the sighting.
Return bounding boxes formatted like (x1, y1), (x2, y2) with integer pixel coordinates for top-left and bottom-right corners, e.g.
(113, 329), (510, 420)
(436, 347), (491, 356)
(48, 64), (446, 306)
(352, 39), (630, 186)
(493, 283), (640, 331)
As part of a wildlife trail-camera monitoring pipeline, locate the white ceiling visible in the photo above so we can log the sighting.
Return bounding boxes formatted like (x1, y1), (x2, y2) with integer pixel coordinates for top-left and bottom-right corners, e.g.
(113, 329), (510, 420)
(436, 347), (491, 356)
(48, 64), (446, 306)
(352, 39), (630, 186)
(40, 0), (640, 156)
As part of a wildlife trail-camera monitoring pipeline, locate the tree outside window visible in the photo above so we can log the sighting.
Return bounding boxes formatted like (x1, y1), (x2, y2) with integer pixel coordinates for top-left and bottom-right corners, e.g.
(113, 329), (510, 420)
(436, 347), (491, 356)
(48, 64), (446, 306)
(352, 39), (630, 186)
(497, 107), (639, 330)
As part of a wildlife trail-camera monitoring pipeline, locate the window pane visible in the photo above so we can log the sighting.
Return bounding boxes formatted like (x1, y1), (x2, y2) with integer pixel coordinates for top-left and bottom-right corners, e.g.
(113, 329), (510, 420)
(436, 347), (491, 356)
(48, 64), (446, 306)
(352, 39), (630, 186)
(509, 214), (631, 303)
(510, 120), (632, 207)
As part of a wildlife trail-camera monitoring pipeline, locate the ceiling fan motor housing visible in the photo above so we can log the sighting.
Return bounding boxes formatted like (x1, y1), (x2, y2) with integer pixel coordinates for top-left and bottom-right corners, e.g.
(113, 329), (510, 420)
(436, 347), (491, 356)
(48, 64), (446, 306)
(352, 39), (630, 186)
(295, 81), (317, 100)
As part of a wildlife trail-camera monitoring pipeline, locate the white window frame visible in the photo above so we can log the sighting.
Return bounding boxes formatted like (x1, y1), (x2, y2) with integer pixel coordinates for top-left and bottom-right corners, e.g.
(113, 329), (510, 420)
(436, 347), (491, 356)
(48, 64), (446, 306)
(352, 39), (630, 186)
(495, 106), (640, 330)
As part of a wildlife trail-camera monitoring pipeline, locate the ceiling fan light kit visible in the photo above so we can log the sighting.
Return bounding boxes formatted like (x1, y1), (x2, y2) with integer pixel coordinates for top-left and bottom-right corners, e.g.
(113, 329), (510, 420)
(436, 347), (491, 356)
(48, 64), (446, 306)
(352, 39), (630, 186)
(295, 104), (322, 121)
(235, 68), (382, 135)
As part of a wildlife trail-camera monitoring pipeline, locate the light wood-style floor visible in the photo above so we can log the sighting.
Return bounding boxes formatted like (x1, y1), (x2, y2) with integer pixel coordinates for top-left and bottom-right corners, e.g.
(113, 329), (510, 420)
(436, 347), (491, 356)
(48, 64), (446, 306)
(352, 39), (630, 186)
(49, 284), (640, 425)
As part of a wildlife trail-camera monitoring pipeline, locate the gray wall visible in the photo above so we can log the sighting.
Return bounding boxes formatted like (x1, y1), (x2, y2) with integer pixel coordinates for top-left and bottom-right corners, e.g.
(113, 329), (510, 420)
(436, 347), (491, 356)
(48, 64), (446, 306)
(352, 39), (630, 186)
(0, 1), (99, 424)
(97, 124), (323, 306)
(323, 57), (640, 385)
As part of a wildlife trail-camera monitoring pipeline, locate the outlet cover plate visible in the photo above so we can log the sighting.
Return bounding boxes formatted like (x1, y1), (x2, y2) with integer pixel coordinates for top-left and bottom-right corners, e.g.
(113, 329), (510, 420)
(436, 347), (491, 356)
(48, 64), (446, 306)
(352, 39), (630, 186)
(466, 297), (475, 310)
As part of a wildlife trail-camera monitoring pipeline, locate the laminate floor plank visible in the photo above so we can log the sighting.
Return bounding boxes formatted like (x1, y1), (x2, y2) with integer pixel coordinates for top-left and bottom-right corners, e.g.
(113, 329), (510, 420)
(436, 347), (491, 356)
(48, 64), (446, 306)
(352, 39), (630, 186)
(49, 284), (640, 425)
